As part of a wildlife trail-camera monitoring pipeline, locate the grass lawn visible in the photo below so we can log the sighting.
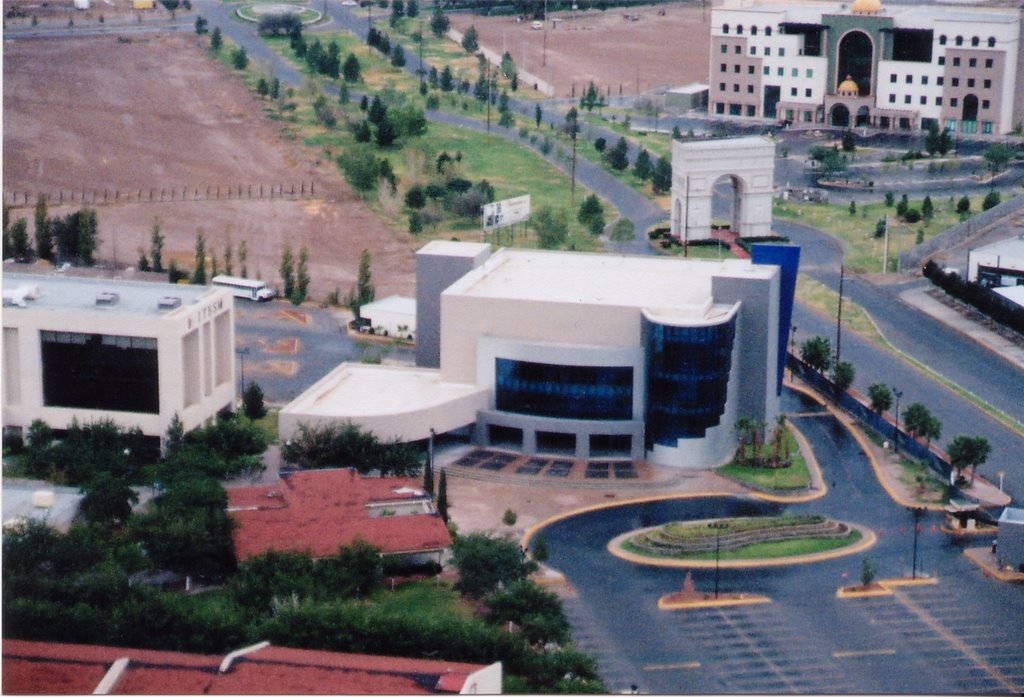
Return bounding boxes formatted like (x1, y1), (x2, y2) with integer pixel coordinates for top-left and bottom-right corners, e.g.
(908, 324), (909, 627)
(795, 274), (889, 350)
(623, 529), (862, 560)
(250, 408), (280, 444)
(894, 455), (949, 505)
(716, 428), (810, 490)
(772, 196), (985, 274)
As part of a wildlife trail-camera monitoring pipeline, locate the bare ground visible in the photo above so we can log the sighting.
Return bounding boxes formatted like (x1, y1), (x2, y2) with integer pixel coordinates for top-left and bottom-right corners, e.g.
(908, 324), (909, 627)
(3, 33), (418, 299)
(449, 2), (713, 99)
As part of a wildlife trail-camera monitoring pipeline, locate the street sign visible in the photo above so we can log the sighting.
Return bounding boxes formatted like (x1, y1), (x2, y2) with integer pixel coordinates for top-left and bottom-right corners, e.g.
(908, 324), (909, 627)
(483, 194), (531, 230)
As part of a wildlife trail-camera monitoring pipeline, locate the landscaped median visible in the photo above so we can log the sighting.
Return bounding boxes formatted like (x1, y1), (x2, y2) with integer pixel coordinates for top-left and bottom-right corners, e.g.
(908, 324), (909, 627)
(608, 515), (876, 569)
(836, 576), (938, 599)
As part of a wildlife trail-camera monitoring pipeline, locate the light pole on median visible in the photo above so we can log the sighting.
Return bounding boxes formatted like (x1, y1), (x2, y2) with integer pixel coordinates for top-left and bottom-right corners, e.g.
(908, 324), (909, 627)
(891, 387), (903, 454)
(911, 507), (924, 579)
(710, 521), (730, 599)
(236, 347), (250, 398)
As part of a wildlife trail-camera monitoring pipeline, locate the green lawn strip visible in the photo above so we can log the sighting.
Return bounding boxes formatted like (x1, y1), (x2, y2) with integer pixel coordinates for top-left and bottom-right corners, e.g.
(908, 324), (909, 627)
(660, 515), (825, 539)
(717, 455), (810, 491)
(894, 455), (949, 504)
(623, 530), (862, 560)
(250, 408), (280, 444)
(772, 197), (983, 274)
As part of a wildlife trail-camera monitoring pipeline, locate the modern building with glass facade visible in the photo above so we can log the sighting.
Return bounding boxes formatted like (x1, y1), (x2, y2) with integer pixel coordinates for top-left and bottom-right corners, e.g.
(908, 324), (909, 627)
(280, 243), (799, 469)
(709, 0), (1024, 135)
(2, 273), (235, 447)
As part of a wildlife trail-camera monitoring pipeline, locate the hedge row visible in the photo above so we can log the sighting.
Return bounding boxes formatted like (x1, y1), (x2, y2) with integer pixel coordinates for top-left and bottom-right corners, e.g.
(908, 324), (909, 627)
(922, 260), (1024, 333)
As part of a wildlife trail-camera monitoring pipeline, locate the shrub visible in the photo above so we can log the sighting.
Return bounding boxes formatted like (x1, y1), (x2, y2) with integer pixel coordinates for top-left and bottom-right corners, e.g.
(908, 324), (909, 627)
(982, 191), (1001, 211)
(903, 208), (921, 223)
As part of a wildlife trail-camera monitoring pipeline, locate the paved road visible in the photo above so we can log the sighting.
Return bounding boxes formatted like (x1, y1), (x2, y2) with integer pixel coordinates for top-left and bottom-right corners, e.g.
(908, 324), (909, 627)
(541, 390), (1024, 694)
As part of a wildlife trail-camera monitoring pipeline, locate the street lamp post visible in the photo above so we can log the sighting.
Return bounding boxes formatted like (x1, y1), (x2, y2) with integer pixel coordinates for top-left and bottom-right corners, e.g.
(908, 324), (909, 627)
(891, 387), (903, 453)
(911, 507), (924, 579)
(709, 521), (730, 598)
(236, 347), (250, 398)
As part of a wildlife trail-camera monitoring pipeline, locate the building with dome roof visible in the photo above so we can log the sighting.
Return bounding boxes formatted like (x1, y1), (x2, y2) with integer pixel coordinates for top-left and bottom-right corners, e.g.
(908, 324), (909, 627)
(708, 0), (1024, 134)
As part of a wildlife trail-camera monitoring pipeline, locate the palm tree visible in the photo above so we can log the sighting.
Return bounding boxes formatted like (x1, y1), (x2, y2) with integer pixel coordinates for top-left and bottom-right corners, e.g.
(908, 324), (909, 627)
(734, 417), (753, 465)
(769, 415), (789, 467)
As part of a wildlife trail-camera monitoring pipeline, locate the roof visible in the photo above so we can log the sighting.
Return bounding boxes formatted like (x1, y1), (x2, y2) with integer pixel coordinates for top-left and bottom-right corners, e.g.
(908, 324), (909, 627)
(2, 272), (218, 318)
(361, 294), (417, 317)
(417, 240), (492, 259)
(443, 247), (774, 322)
(993, 286), (1024, 309)
(227, 468), (453, 560)
(668, 83), (709, 95)
(999, 507), (1024, 525)
(2, 640), (496, 695)
(2, 479), (84, 532)
(972, 234), (1024, 260)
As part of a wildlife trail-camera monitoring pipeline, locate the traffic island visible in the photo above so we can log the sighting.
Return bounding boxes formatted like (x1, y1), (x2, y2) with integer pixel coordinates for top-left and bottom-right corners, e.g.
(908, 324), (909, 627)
(658, 574), (770, 610)
(836, 577), (938, 599)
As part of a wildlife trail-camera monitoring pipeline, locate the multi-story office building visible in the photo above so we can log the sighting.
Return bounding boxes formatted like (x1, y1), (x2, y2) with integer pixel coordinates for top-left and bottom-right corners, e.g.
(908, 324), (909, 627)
(709, 0), (1024, 134)
(2, 273), (235, 447)
(281, 242), (799, 469)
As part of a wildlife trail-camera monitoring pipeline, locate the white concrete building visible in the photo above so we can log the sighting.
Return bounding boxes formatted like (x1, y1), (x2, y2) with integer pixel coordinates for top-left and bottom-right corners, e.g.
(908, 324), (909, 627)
(280, 242), (799, 469)
(968, 234), (1024, 287)
(360, 295), (417, 340)
(709, 0), (1024, 134)
(2, 274), (235, 446)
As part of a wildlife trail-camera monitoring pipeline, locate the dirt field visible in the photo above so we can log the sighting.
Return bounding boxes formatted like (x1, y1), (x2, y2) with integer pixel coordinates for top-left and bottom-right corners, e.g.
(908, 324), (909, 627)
(449, 2), (712, 100)
(2, 33), (418, 299)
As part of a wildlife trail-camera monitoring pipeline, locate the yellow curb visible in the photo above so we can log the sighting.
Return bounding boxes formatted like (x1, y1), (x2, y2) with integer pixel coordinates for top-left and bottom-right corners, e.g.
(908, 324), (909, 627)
(963, 547), (1024, 582)
(606, 521), (877, 569)
(941, 526), (998, 537)
(745, 418), (827, 504)
(783, 378), (945, 512)
(657, 594), (771, 611)
(836, 576), (938, 598)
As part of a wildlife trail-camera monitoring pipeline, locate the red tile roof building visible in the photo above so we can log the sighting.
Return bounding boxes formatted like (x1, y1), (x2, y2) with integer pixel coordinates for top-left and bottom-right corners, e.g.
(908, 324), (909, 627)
(227, 469), (452, 562)
(2, 640), (502, 694)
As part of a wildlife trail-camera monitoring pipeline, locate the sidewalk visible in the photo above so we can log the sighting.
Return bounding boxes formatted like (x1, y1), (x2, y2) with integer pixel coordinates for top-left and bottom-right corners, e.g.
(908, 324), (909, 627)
(899, 285), (1024, 372)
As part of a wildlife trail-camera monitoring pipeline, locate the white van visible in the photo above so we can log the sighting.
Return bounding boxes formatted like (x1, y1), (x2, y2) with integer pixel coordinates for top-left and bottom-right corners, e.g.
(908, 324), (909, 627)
(211, 275), (276, 301)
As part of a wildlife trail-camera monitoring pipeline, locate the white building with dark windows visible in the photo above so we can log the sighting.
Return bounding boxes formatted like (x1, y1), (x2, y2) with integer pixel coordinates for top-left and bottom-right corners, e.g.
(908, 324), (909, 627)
(2, 274), (235, 448)
(709, 0), (1024, 134)
(280, 242), (799, 469)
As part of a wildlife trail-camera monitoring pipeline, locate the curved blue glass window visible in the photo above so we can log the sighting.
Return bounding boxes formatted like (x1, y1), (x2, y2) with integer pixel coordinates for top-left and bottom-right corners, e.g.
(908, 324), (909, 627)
(495, 359), (633, 420)
(644, 317), (736, 446)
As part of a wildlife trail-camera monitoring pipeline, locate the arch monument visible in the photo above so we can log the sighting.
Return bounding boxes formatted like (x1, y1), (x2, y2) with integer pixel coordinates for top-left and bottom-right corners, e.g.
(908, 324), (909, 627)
(671, 136), (775, 241)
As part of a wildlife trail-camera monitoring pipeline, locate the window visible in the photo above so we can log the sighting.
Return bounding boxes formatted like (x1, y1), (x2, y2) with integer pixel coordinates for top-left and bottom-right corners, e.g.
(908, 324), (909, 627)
(750, 46), (757, 55)
(765, 47), (771, 56)
(790, 87), (797, 96)
(722, 23), (729, 34)
(734, 64), (741, 73)
(729, 103), (742, 115)
(804, 110), (813, 122)
(721, 63), (727, 72)
(747, 84), (754, 93)
(962, 120), (976, 134)
(733, 83), (740, 92)
(920, 96), (927, 105)
(938, 57), (945, 65)
(985, 58), (993, 68)
(805, 88), (812, 97)
(779, 48), (785, 56)
(890, 73), (897, 83)
(889, 94), (896, 103)
(496, 359), (634, 421)
(906, 75), (913, 84)
(719, 82), (726, 90)
(951, 97), (958, 107)
(748, 65), (755, 74)
(967, 78), (975, 88)
(971, 36), (979, 47)
(735, 45), (741, 54)
(806, 69), (813, 78)
(987, 37), (996, 48)
(746, 105), (756, 116)
(751, 26), (758, 35)
(955, 35), (963, 46)
(792, 68), (798, 77)
(984, 79), (991, 89)
(952, 57), (960, 67)
(982, 99), (990, 110)
(721, 44), (728, 53)
(766, 26), (772, 36)
(716, 102), (725, 114)
(763, 66), (770, 75)
(982, 121), (993, 134)
(937, 76), (944, 85)
(969, 58), (976, 68)
(737, 24), (744, 34)
(939, 35), (947, 45)
(904, 94), (912, 104)
(946, 118), (956, 130)
(777, 67), (784, 76)
(952, 77), (959, 87)
(785, 109), (794, 119)
(936, 97), (942, 106)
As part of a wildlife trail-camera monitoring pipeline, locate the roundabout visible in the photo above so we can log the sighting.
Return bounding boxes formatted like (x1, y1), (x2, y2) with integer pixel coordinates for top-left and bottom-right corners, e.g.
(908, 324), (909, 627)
(235, 3), (322, 24)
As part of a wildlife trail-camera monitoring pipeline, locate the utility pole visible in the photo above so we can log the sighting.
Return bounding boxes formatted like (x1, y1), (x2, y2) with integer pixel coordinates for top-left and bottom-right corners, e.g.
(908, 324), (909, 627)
(882, 213), (889, 273)
(486, 62), (491, 133)
(892, 387), (903, 453)
(835, 264), (845, 367)
(911, 507), (924, 579)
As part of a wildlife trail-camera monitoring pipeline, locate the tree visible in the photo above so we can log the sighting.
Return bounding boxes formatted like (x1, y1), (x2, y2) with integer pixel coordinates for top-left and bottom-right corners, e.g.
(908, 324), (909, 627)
(390, 44), (405, 67)
(884, 191), (895, 207)
(867, 384), (893, 415)
(210, 26), (222, 51)
(367, 94), (388, 125)
(191, 231), (207, 285)
(242, 381), (267, 419)
(194, 14), (208, 33)
(450, 532), (536, 598)
(280, 244), (295, 299)
(577, 194), (605, 234)
(534, 103), (542, 128)
(389, 0), (404, 26)
(848, 200), (856, 216)
(239, 240), (249, 278)
(896, 193), (909, 218)
(594, 137), (606, 153)
(922, 195), (934, 221)
(429, 3), (449, 37)
(165, 413), (185, 458)
(860, 558), (876, 587)
(502, 508), (518, 527)
(484, 579), (570, 646)
(532, 534), (549, 563)
(652, 157), (672, 194)
(831, 360), (855, 394)
(79, 472), (139, 526)
(422, 454), (434, 496)
(374, 116), (397, 147)
(841, 129), (855, 153)
(947, 435), (991, 484)
(605, 137), (630, 171)
(406, 0), (418, 18)
(2, 204), (10, 259)
(633, 148), (653, 182)
(436, 469), (449, 522)
(903, 402), (941, 448)
(281, 422), (420, 476)
(231, 46), (248, 70)
(256, 76), (269, 98)
(270, 77), (281, 100)
(533, 206), (568, 249)
(982, 191), (1001, 211)
(983, 143), (1012, 174)
(439, 65), (454, 92)
(294, 246), (310, 304)
(10, 218), (31, 262)
(800, 335), (832, 373)
(461, 24), (478, 52)
(956, 195), (971, 214)
(223, 243), (234, 276)
(347, 248), (375, 318)
(338, 145), (381, 195)
(342, 53), (361, 82)
(34, 195), (53, 262)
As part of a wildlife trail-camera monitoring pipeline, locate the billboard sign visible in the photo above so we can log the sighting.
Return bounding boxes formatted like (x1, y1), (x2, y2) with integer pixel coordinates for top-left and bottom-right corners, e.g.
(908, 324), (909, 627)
(483, 195), (531, 230)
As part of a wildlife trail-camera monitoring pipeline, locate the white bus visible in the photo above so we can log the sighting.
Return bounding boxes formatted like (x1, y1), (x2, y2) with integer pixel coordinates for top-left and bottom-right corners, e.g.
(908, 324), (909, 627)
(211, 275), (277, 302)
